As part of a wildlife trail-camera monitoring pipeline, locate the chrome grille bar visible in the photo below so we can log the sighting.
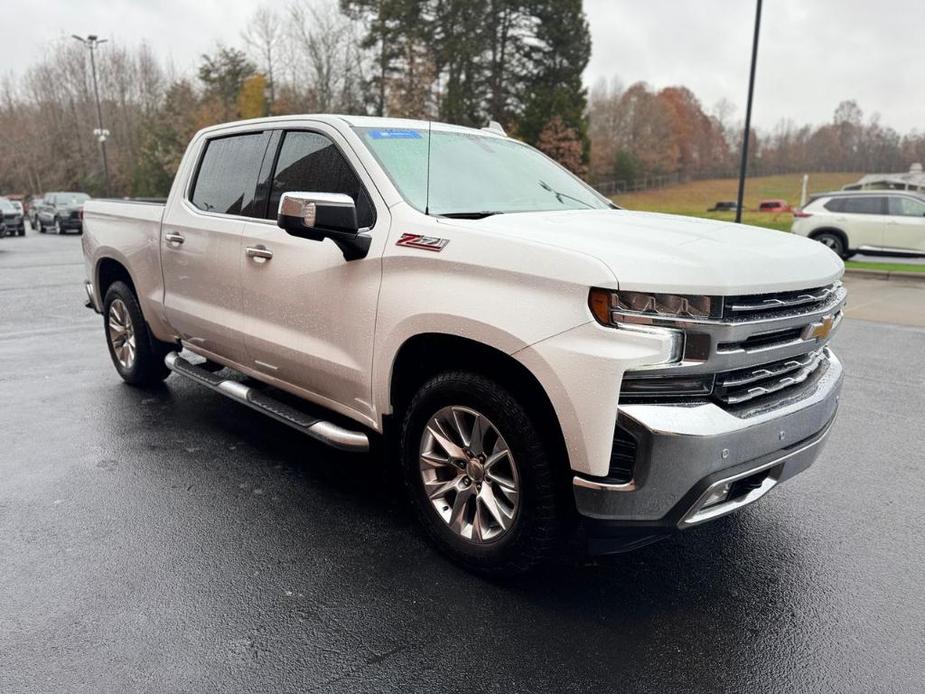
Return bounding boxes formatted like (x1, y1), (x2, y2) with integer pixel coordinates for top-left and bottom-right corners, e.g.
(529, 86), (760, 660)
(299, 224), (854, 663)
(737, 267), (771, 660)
(719, 349), (823, 388)
(726, 283), (841, 315)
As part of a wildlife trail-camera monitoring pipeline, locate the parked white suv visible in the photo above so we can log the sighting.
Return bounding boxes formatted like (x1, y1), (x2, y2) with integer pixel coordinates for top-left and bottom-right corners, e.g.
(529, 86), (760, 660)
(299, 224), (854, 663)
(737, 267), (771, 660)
(792, 190), (925, 259)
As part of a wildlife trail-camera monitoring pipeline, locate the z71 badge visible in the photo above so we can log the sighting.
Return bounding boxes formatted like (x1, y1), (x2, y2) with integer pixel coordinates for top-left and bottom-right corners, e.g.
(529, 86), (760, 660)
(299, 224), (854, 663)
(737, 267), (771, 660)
(396, 233), (449, 252)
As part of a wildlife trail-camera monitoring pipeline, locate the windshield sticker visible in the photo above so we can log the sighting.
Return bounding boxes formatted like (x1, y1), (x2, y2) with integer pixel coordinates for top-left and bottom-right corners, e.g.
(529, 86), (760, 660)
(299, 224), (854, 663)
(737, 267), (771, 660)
(368, 129), (423, 140)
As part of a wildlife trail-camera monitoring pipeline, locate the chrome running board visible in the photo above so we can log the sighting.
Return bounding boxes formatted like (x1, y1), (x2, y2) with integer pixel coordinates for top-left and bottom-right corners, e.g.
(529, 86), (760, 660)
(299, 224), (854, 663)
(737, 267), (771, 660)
(164, 351), (369, 453)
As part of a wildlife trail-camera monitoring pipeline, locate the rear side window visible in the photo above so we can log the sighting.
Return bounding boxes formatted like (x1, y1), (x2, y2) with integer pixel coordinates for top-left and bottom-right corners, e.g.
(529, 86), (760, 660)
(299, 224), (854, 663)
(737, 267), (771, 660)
(841, 196), (885, 215)
(190, 132), (270, 217)
(267, 131), (375, 228)
(823, 198), (845, 212)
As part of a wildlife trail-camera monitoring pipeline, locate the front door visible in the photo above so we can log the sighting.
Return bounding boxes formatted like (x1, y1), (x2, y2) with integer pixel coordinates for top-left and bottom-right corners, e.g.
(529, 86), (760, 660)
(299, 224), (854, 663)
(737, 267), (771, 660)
(238, 127), (387, 423)
(886, 195), (925, 253)
(161, 130), (271, 364)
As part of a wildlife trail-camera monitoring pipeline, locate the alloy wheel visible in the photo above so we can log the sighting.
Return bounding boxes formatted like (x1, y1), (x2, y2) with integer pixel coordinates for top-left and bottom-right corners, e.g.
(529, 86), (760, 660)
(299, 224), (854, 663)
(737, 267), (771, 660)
(108, 299), (137, 369)
(419, 405), (521, 543)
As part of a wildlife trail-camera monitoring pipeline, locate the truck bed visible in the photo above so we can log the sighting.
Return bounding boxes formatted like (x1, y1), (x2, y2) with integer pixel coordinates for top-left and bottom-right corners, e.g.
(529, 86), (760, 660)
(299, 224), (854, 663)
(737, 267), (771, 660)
(82, 198), (169, 335)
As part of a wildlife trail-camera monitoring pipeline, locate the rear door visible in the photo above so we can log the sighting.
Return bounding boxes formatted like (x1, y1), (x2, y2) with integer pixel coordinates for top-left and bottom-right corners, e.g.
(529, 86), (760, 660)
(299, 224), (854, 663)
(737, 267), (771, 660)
(237, 125), (387, 423)
(886, 196), (925, 253)
(161, 129), (272, 364)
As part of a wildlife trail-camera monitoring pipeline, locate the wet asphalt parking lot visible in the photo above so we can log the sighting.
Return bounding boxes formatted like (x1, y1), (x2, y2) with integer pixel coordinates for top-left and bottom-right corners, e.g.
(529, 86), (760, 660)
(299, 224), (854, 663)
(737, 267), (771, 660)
(1, 227), (924, 693)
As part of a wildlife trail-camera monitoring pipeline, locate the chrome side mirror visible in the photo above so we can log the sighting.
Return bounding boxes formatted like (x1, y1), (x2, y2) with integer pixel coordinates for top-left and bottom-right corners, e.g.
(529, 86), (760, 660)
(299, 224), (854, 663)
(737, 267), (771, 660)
(277, 192), (371, 261)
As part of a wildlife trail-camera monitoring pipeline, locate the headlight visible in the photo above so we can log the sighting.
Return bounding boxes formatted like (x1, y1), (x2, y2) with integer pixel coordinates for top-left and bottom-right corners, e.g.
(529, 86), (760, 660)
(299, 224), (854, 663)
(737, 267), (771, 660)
(588, 288), (689, 366)
(589, 288), (719, 323)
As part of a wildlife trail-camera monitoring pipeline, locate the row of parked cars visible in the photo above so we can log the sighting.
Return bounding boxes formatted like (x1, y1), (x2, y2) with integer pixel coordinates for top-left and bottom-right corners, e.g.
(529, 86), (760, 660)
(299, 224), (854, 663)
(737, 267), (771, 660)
(707, 199), (792, 213)
(0, 192), (90, 237)
(704, 191), (925, 260)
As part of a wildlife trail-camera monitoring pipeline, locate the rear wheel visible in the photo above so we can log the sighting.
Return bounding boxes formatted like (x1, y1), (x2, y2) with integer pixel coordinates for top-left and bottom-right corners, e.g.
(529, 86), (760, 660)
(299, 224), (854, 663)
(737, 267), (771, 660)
(400, 371), (566, 575)
(813, 231), (848, 259)
(102, 281), (173, 386)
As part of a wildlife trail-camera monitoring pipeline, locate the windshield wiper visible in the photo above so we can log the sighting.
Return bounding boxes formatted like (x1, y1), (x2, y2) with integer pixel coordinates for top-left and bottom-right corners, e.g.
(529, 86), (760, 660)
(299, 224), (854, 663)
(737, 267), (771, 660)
(438, 211), (504, 219)
(538, 180), (594, 209)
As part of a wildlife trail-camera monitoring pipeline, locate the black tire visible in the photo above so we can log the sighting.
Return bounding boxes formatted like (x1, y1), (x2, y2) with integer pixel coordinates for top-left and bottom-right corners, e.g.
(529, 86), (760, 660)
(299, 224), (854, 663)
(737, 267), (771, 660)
(37, 219), (45, 233)
(102, 281), (173, 386)
(813, 231), (848, 259)
(400, 371), (566, 575)
(54, 218), (63, 235)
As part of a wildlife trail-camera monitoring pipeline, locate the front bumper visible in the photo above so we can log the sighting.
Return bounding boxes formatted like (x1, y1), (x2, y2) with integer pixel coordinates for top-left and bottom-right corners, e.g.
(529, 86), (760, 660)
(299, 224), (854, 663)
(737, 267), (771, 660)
(574, 351), (843, 552)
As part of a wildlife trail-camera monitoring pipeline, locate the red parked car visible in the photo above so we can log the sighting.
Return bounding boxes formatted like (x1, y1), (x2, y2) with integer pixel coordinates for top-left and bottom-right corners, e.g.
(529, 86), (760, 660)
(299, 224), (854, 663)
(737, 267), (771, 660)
(757, 199), (791, 213)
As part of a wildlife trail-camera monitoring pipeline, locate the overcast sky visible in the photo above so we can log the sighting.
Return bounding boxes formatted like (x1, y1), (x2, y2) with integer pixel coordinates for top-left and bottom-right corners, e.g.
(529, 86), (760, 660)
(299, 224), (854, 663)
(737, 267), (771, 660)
(4, 0), (921, 133)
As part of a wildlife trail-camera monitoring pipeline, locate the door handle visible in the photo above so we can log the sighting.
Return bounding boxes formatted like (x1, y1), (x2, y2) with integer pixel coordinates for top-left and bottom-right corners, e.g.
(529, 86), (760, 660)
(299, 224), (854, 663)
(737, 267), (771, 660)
(165, 232), (185, 245)
(246, 245), (273, 261)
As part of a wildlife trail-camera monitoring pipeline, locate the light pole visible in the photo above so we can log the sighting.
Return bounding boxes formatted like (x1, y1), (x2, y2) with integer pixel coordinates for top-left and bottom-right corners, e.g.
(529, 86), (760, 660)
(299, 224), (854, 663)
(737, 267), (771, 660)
(735, 0), (763, 224)
(72, 34), (111, 196)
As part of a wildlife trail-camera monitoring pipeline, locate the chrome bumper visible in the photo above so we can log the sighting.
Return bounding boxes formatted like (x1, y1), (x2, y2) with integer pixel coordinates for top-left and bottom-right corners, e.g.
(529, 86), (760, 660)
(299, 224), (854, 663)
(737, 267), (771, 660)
(573, 351), (843, 529)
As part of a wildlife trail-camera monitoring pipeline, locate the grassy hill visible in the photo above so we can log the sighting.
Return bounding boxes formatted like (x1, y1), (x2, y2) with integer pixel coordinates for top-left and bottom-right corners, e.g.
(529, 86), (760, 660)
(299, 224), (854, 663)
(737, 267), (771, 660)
(613, 172), (862, 231)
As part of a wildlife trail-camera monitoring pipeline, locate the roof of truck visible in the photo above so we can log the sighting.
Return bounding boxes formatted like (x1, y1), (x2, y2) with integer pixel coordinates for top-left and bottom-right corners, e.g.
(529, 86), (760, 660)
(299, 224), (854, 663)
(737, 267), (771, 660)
(196, 114), (507, 139)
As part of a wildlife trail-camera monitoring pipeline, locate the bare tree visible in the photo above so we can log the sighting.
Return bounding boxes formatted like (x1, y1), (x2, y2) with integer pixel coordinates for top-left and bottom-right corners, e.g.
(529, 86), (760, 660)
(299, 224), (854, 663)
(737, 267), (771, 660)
(242, 6), (282, 114)
(287, 0), (366, 113)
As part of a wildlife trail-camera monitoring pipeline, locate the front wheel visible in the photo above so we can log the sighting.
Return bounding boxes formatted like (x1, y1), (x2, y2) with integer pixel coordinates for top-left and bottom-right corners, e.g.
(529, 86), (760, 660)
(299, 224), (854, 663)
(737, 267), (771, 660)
(813, 231), (848, 259)
(54, 218), (63, 235)
(102, 281), (173, 386)
(400, 371), (566, 575)
(37, 218), (45, 233)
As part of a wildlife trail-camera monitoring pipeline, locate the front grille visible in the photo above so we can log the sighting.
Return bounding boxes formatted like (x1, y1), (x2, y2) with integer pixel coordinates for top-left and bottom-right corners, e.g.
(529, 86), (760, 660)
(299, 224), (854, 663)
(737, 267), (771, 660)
(723, 283), (841, 321)
(619, 280), (846, 413)
(714, 349), (828, 405)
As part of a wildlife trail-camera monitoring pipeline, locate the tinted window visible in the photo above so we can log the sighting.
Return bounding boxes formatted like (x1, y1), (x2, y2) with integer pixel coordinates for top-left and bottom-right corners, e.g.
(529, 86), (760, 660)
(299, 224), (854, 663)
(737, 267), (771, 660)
(888, 196), (925, 217)
(268, 131), (375, 228)
(191, 132), (270, 216)
(823, 198), (845, 212)
(841, 196), (885, 215)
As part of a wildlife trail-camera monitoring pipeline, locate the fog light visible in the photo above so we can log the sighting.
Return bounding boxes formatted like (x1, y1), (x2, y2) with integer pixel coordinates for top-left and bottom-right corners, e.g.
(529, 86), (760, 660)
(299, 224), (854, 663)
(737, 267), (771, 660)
(701, 482), (731, 509)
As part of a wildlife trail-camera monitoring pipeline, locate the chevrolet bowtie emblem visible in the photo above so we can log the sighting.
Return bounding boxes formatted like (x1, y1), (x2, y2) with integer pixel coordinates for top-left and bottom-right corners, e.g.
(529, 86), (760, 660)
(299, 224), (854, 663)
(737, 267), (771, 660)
(803, 315), (834, 341)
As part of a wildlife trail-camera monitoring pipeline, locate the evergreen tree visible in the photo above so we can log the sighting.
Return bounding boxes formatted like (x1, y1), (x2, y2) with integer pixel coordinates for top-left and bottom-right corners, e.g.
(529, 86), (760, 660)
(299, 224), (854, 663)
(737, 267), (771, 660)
(198, 47), (256, 121)
(518, 0), (591, 160)
(341, 0), (422, 117)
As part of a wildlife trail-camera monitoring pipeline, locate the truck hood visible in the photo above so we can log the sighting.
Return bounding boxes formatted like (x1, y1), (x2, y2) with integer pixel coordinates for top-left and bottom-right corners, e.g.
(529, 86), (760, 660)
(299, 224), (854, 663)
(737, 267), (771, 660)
(439, 209), (843, 294)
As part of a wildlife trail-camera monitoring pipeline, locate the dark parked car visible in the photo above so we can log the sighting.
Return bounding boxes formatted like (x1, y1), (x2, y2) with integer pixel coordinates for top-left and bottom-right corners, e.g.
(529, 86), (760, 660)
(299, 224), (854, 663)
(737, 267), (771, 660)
(0, 198), (26, 236)
(34, 192), (90, 234)
(707, 201), (740, 212)
(26, 194), (45, 228)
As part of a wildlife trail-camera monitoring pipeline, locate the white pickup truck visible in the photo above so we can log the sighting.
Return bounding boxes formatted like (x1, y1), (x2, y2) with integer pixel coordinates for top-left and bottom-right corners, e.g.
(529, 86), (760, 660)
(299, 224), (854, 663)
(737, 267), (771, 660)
(82, 115), (845, 574)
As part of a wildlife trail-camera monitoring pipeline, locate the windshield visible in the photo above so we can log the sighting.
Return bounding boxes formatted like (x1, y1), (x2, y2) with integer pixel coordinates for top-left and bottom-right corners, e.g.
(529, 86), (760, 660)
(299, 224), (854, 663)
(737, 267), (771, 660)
(354, 126), (611, 216)
(0, 199), (14, 212)
(53, 193), (90, 206)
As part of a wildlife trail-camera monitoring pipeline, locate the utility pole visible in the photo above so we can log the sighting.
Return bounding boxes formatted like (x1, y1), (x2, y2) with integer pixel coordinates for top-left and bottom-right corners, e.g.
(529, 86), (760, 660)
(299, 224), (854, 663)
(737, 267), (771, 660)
(72, 34), (111, 196)
(735, 0), (762, 223)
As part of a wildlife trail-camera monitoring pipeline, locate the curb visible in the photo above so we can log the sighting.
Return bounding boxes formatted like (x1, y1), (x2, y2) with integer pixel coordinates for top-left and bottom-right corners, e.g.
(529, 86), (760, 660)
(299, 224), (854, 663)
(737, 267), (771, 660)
(844, 268), (925, 283)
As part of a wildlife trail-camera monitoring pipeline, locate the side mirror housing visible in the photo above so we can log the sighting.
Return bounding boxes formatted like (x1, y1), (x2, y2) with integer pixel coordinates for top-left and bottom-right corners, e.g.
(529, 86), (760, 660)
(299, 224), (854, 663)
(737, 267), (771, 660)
(277, 192), (371, 261)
